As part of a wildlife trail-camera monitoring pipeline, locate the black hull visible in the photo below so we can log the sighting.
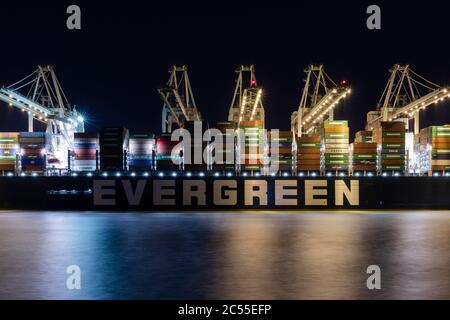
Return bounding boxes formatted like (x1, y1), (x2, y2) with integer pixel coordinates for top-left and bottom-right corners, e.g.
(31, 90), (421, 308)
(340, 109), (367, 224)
(0, 176), (449, 210)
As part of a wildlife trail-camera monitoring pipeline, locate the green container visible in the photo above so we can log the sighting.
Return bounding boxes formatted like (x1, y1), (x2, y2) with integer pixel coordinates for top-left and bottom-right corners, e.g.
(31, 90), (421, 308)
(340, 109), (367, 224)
(381, 154), (405, 159)
(382, 132), (405, 137)
(297, 143), (321, 148)
(324, 133), (349, 139)
(325, 154), (349, 160)
(382, 143), (405, 149)
(323, 120), (348, 127)
(381, 165), (405, 170)
(353, 154), (377, 160)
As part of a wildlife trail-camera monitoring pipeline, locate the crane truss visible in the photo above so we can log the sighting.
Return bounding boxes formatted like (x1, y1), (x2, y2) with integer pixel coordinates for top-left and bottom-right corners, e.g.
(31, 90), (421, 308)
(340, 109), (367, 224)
(158, 65), (201, 133)
(0, 65), (84, 169)
(228, 65), (265, 127)
(366, 64), (449, 134)
(292, 65), (351, 137)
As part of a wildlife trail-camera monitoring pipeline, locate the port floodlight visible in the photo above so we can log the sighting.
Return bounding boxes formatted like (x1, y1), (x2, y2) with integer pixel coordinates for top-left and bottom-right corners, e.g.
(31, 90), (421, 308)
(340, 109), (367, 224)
(186, 172), (192, 177)
(143, 172), (149, 177)
(7, 172), (13, 177)
(158, 172), (164, 177)
(199, 172), (205, 177)
(327, 172), (332, 177)
(87, 173), (93, 177)
(227, 172), (233, 177)
(130, 172), (136, 177)
(171, 172), (177, 177)
(72, 173), (78, 177)
(214, 172), (220, 177)
(102, 172), (108, 177)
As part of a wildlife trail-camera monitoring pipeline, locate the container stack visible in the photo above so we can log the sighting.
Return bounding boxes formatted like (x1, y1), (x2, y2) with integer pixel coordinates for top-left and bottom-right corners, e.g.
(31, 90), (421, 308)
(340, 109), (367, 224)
(212, 121), (236, 173)
(183, 121), (209, 173)
(418, 125), (450, 175)
(0, 133), (19, 173)
(238, 120), (265, 174)
(296, 136), (321, 173)
(321, 120), (350, 174)
(19, 132), (48, 173)
(350, 142), (377, 174)
(355, 130), (373, 143)
(100, 127), (129, 171)
(128, 133), (155, 172)
(267, 130), (294, 174)
(155, 133), (182, 172)
(73, 132), (99, 172)
(373, 121), (406, 174)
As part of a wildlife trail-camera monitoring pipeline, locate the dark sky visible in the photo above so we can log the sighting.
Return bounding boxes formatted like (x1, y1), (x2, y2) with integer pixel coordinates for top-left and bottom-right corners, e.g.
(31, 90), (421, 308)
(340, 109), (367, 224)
(0, 0), (449, 138)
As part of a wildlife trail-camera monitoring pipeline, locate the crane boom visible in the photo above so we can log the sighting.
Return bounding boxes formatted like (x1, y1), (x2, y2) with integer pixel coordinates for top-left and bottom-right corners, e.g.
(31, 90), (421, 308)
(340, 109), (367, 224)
(291, 65), (351, 137)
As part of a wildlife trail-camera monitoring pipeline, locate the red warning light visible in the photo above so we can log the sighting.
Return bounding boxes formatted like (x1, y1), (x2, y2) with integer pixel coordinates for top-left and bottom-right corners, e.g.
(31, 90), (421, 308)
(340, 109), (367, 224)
(340, 80), (348, 86)
(251, 79), (257, 87)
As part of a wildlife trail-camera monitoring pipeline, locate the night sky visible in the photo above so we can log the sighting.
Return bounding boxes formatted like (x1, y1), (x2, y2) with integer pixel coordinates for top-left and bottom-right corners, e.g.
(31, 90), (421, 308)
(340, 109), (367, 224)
(0, 1), (449, 138)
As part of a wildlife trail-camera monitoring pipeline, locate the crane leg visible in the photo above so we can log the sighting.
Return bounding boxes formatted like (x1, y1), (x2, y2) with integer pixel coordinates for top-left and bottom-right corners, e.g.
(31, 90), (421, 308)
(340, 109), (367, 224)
(414, 113), (419, 135)
(328, 109), (334, 122)
(28, 113), (33, 132)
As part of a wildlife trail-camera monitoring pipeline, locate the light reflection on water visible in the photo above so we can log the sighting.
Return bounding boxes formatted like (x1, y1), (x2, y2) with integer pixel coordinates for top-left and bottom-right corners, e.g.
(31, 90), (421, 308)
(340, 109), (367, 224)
(0, 211), (449, 299)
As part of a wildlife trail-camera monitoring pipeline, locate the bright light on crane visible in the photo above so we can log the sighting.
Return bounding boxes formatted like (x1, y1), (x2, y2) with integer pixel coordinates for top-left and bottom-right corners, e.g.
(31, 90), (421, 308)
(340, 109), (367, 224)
(250, 89), (262, 121)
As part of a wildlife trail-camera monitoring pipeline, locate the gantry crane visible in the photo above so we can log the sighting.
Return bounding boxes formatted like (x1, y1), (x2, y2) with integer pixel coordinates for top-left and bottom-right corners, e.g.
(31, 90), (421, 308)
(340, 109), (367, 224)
(0, 65), (84, 169)
(291, 65), (351, 137)
(158, 65), (201, 133)
(365, 64), (449, 134)
(228, 65), (265, 128)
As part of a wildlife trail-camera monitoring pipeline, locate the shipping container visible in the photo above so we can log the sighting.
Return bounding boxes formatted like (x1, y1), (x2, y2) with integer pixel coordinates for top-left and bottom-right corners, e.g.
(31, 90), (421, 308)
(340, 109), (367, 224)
(73, 132), (99, 172)
(321, 121), (349, 174)
(128, 133), (155, 172)
(100, 127), (129, 171)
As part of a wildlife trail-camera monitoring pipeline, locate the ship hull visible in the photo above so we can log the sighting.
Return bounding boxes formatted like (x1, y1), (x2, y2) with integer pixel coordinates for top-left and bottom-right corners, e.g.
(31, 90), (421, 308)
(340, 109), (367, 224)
(0, 176), (449, 210)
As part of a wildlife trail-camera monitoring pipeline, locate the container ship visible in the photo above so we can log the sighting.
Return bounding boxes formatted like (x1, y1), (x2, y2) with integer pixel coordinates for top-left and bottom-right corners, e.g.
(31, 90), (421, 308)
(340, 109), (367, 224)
(0, 64), (449, 211)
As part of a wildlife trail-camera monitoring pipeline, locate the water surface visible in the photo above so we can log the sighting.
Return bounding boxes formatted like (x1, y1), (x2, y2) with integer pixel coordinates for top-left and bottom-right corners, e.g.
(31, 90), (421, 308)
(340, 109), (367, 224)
(0, 211), (449, 299)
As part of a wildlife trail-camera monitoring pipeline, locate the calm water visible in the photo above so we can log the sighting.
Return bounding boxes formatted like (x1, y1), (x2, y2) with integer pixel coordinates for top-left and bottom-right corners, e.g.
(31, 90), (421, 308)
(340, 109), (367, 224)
(0, 211), (450, 299)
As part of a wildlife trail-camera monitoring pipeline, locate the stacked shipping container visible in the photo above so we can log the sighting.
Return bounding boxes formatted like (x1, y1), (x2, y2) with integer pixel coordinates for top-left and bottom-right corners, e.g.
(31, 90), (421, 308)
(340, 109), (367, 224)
(374, 121), (406, 174)
(350, 142), (377, 173)
(155, 133), (182, 171)
(183, 121), (209, 173)
(296, 136), (321, 173)
(418, 125), (450, 175)
(355, 130), (373, 143)
(73, 132), (99, 172)
(128, 133), (155, 172)
(321, 120), (350, 173)
(212, 122), (235, 172)
(238, 120), (265, 173)
(19, 132), (48, 173)
(267, 130), (294, 174)
(99, 127), (129, 171)
(0, 132), (19, 172)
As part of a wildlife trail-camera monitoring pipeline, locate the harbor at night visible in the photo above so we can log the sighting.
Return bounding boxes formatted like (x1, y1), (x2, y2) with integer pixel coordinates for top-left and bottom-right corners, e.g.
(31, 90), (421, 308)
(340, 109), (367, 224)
(0, 0), (449, 309)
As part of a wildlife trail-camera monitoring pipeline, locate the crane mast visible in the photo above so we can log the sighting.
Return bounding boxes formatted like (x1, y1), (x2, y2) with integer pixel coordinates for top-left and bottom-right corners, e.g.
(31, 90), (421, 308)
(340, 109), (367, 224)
(365, 64), (449, 134)
(228, 65), (265, 128)
(291, 65), (351, 137)
(0, 65), (84, 169)
(158, 65), (201, 133)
